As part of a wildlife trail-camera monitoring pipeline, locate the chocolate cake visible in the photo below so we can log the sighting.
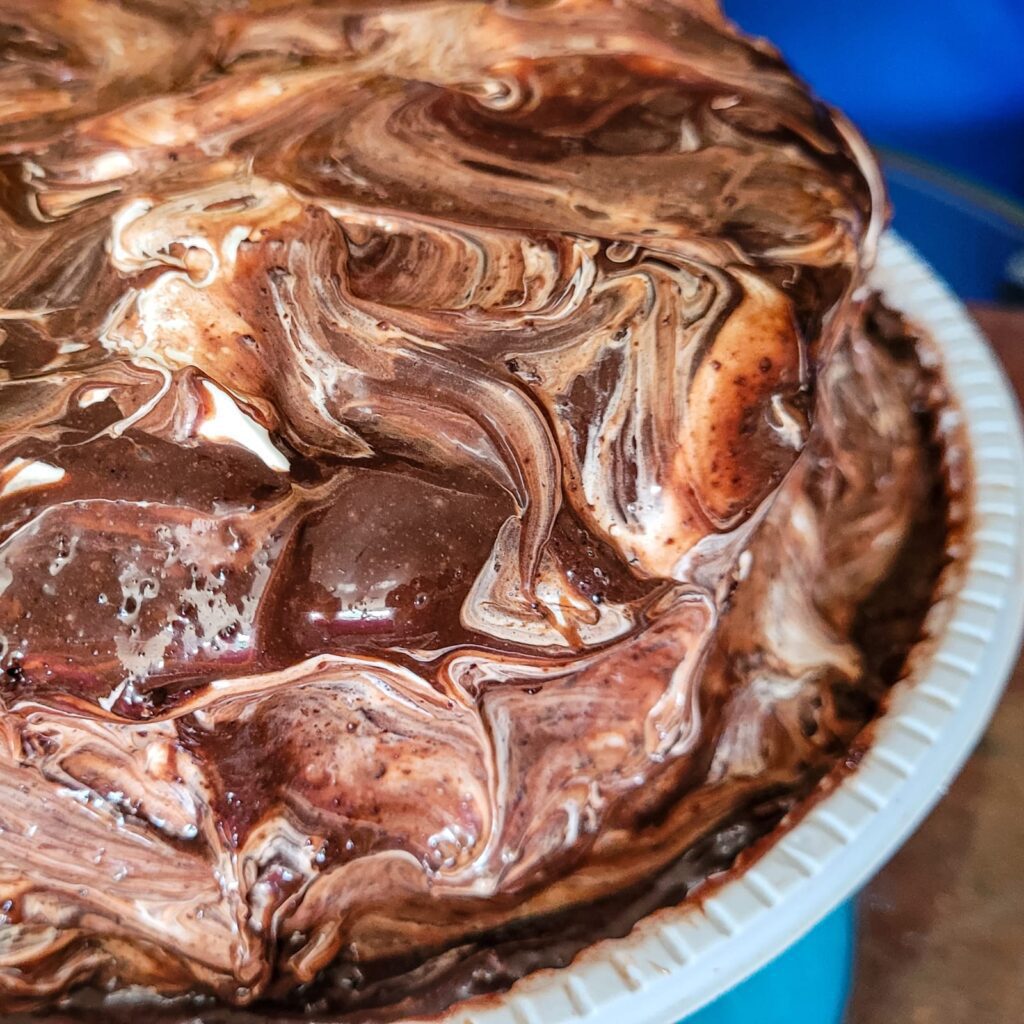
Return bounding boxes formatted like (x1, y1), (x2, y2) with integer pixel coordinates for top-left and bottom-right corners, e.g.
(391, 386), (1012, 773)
(0, 1), (962, 1018)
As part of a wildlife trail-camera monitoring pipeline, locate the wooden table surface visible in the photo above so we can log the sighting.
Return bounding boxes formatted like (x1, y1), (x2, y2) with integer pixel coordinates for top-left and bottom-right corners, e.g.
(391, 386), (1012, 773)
(846, 306), (1024, 1024)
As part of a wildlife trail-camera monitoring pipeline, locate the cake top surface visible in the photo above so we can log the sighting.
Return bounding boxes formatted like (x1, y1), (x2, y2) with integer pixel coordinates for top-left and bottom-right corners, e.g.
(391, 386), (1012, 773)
(0, 0), (881, 706)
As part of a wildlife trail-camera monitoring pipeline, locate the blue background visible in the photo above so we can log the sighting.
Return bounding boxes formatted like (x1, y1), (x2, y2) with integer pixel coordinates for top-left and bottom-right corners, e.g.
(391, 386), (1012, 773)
(725, 1), (1024, 202)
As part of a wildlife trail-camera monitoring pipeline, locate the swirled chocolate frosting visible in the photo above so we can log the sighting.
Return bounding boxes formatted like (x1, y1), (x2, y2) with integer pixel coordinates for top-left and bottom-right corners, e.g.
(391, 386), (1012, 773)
(0, 0), (956, 1017)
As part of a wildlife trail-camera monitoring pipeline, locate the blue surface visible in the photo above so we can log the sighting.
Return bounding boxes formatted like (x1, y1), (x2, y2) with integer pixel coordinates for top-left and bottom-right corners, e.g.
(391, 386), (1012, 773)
(681, 902), (856, 1024)
(882, 153), (1024, 302)
(723, 1), (1024, 201)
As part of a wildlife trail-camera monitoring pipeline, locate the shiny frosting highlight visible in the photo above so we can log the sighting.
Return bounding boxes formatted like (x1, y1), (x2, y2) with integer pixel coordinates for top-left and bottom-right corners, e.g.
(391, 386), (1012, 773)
(0, 0), (944, 1014)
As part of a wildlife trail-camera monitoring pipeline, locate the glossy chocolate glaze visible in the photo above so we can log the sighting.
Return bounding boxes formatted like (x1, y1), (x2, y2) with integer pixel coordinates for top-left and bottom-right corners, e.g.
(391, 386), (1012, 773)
(0, 0), (955, 1017)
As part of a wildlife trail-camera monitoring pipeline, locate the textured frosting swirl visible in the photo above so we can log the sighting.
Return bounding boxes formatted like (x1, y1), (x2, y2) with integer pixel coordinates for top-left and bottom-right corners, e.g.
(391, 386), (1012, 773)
(0, 0), (941, 1015)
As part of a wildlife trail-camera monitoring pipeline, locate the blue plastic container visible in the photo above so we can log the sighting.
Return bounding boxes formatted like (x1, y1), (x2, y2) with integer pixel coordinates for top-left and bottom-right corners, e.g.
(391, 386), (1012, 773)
(681, 902), (856, 1023)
